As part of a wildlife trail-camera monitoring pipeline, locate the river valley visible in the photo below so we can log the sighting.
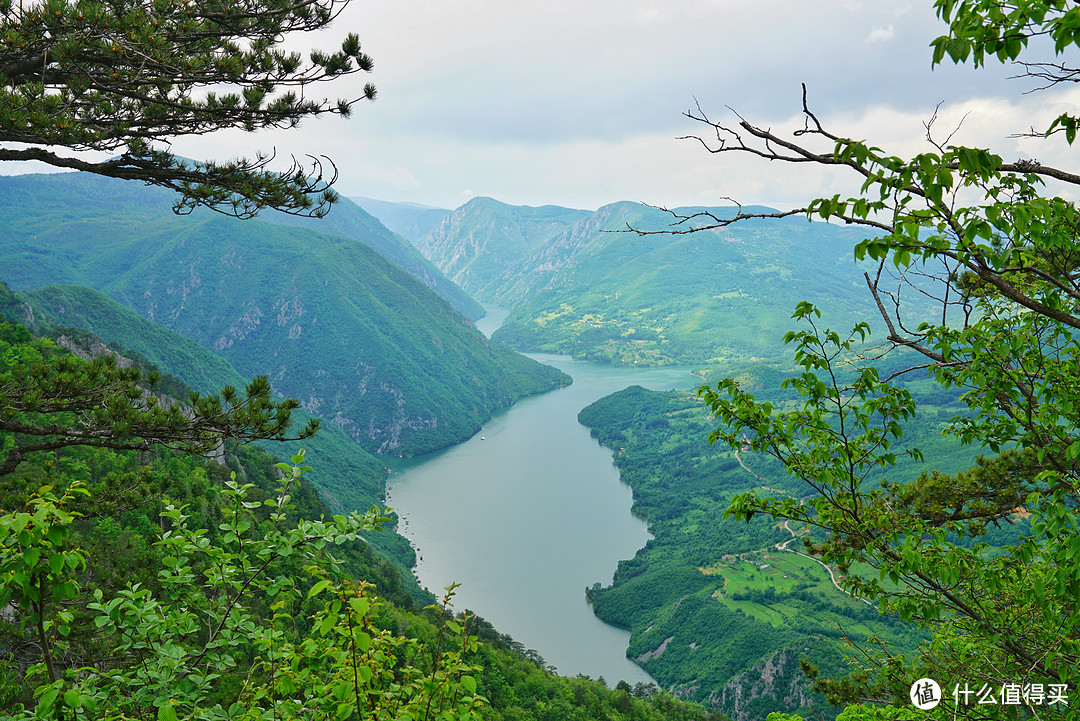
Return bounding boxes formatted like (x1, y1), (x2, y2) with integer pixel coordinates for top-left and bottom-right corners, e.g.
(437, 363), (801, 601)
(385, 307), (696, 685)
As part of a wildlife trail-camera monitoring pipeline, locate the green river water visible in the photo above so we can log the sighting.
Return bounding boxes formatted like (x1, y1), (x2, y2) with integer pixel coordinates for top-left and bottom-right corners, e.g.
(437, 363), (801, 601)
(385, 307), (696, 685)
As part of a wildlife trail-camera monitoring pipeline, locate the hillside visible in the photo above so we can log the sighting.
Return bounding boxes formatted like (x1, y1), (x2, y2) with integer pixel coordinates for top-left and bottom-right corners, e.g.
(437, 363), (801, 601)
(351, 196), (452, 244)
(0, 174), (569, 457)
(416, 197), (591, 301)
(576, 372), (991, 719)
(0, 317), (717, 721)
(415, 200), (899, 366)
(0, 281), (420, 568)
(265, 197), (483, 319)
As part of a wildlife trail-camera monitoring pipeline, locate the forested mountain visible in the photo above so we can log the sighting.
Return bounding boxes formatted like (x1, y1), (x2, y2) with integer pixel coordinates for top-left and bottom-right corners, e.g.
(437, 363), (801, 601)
(416, 197), (591, 302)
(351, 196), (452, 244)
(0, 174), (568, 457)
(0, 280), (422, 568)
(0, 317), (718, 721)
(577, 374), (986, 719)
(265, 196), (482, 319)
(1, 173), (479, 318)
(406, 199), (900, 366)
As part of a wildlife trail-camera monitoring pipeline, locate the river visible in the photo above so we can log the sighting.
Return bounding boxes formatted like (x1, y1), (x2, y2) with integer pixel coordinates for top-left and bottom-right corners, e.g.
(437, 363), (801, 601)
(384, 306), (695, 685)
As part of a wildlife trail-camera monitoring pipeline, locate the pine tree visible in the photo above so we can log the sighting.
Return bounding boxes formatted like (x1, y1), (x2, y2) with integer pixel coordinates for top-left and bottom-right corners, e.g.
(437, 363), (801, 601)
(0, 0), (375, 217)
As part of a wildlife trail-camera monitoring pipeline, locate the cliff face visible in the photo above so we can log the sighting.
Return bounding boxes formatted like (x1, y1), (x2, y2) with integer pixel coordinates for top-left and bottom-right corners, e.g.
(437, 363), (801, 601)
(711, 646), (817, 721)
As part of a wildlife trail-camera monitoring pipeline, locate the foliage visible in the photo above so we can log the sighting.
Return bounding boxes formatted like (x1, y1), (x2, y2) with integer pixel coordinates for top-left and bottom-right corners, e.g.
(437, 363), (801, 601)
(0, 318), (316, 476)
(578, 380), (975, 718)
(678, 0), (1080, 716)
(0, 451), (493, 720)
(0, 312), (720, 721)
(0, 431), (718, 721)
(0, 0), (375, 217)
(0, 280), (426, 573)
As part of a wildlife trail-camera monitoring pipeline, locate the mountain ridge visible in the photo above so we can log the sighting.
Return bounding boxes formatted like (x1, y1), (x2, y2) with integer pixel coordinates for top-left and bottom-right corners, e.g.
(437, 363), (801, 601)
(0, 174), (569, 458)
(397, 197), (884, 366)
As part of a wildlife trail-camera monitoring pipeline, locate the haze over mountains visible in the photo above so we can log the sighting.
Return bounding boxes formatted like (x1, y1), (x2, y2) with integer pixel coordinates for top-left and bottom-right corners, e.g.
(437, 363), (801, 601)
(358, 196), (897, 366)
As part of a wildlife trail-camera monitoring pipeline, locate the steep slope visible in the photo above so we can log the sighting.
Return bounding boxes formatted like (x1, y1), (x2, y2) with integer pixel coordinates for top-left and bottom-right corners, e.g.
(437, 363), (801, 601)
(351, 196), (451, 244)
(265, 197), (483, 320)
(417, 197), (591, 301)
(0, 174), (569, 457)
(0, 316), (717, 721)
(577, 380), (979, 717)
(485, 202), (889, 365)
(0, 281), (420, 567)
(0, 172), (480, 319)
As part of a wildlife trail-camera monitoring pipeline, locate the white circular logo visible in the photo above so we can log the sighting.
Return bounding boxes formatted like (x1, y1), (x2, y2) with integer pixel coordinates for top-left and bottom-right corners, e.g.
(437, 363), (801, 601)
(910, 678), (942, 710)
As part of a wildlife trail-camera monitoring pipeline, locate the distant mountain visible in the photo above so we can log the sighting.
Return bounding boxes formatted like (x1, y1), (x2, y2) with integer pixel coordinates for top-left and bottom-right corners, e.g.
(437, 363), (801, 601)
(416, 197), (591, 302)
(351, 197), (451, 245)
(0, 174), (569, 457)
(0, 172), (479, 320)
(417, 199), (896, 366)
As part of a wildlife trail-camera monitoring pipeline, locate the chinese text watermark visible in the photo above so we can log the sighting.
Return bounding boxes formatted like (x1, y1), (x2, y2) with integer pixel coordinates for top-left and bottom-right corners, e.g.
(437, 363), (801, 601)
(909, 678), (1070, 711)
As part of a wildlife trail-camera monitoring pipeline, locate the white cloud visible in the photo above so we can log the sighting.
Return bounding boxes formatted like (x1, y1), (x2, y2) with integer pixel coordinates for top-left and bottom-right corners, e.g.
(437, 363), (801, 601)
(866, 25), (895, 43)
(167, 78), (1075, 213)
(19, 0), (1053, 212)
(633, 5), (666, 25)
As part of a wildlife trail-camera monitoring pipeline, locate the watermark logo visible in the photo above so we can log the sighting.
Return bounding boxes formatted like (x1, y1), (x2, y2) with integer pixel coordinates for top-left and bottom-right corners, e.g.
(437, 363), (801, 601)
(953, 682), (1069, 707)
(909, 679), (1071, 710)
(910, 678), (942, 710)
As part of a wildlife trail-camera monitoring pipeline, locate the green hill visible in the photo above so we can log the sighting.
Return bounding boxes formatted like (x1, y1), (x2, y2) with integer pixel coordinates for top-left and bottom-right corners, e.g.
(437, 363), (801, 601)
(0, 303), (717, 721)
(265, 196), (483, 319)
(415, 199), (908, 366)
(416, 196), (591, 301)
(0, 174), (569, 458)
(0, 281), (417, 567)
(576, 376), (986, 719)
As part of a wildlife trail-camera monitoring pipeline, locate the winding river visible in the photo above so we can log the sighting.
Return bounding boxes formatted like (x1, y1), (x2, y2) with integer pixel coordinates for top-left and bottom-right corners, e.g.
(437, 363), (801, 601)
(384, 306), (695, 685)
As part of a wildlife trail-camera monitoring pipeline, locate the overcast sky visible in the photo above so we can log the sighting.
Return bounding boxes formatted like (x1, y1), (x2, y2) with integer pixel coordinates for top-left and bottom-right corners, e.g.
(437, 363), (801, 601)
(35, 1), (1080, 211)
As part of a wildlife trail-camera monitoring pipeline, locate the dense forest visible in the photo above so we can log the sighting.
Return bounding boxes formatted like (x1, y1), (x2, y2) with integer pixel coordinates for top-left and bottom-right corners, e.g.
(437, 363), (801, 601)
(575, 366), (987, 719)
(0, 318), (723, 721)
(0, 174), (569, 459)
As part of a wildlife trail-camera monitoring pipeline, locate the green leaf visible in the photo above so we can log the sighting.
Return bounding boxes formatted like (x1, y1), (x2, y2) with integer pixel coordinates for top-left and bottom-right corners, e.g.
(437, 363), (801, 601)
(307, 579), (332, 599)
(157, 702), (179, 721)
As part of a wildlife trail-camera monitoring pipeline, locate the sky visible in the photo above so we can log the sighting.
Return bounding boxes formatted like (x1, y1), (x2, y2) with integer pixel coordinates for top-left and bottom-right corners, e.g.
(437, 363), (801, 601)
(18, 0), (1080, 211)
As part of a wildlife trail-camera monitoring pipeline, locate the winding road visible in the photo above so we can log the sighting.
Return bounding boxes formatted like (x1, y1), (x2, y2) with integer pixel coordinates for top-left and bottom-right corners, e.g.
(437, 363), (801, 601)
(734, 448), (873, 606)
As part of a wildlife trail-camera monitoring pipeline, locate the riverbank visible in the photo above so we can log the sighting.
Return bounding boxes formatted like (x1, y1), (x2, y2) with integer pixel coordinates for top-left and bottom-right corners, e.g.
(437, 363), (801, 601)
(384, 325), (695, 684)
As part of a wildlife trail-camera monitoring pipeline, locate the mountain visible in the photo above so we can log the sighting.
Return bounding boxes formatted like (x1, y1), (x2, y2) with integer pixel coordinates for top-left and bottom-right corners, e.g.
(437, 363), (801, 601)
(351, 196), (452, 245)
(415, 200), (898, 366)
(265, 197), (483, 320)
(0, 172), (478, 318)
(0, 310), (716, 721)
(416, 197), (591, 301)
(0, 174), (569, 457)
(0, 280), (423, 567)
